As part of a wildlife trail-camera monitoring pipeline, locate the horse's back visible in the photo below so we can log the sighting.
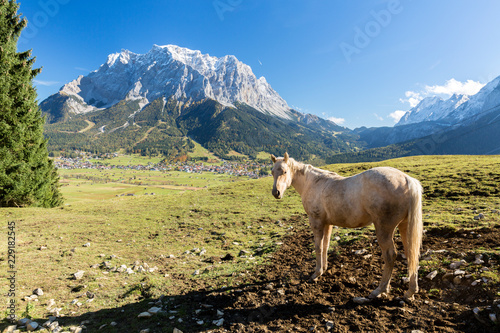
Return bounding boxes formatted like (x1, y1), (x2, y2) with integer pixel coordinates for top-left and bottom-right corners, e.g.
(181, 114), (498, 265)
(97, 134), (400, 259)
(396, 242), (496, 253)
(357, 166), (410, 191)
(355, 167), (414, 220)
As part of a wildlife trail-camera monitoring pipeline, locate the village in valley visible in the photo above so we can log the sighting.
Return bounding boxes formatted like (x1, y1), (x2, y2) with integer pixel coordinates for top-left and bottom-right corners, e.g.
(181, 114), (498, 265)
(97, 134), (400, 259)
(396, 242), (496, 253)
(53, 152), (271, 179)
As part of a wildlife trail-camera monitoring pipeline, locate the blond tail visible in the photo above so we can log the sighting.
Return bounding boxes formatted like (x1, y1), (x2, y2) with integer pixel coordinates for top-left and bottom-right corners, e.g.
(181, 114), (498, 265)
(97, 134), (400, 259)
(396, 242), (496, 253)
(405, 175), (423, 299)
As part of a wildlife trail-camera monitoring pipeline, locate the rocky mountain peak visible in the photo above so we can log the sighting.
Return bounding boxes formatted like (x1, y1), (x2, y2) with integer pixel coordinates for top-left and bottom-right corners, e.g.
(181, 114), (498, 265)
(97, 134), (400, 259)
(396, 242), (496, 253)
(51, 44), (292, 119)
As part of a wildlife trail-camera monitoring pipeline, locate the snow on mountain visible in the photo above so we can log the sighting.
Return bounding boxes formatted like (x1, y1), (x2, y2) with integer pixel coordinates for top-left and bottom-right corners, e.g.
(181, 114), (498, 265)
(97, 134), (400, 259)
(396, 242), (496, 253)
(54, 44), (292, 119)
(396, 94), (469, 126)
(396, 75), (500, 126)
(444, 75), (500, 123)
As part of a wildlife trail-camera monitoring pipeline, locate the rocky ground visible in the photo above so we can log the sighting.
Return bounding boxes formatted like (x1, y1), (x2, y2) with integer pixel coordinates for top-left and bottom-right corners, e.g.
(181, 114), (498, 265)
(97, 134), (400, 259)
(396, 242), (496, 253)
(4, 217), (500, 333)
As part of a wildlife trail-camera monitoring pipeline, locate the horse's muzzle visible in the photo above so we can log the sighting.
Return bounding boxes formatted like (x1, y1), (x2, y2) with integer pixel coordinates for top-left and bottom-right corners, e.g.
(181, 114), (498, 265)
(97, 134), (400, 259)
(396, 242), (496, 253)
(272, 189), (281, 199)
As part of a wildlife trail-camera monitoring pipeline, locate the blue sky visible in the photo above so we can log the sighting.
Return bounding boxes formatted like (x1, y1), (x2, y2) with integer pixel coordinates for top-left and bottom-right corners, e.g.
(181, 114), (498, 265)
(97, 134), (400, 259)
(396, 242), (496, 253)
(19, 0), (500, 129)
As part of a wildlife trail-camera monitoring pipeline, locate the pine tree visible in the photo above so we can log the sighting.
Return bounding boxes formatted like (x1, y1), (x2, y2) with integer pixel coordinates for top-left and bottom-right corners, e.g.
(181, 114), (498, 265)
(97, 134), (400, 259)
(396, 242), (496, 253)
(0, 0), (63, 207)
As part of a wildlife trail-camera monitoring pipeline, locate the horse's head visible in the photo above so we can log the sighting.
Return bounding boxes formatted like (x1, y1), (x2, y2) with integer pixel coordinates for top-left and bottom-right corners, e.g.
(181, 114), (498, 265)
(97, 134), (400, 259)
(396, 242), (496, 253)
(270, 152), (293, 199)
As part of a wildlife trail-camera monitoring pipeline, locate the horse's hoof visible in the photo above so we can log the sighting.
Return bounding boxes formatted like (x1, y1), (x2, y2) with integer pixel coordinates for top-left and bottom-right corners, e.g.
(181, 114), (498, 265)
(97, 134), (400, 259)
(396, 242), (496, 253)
(369, 290), (388, 299)
(308, 275), (319, 283)
(403, 291), (415, 302)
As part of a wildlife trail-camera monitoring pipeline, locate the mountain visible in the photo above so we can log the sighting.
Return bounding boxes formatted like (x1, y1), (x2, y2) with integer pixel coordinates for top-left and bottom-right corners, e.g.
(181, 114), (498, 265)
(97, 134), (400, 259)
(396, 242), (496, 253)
(333, 75), (500, 163)
(396, 94), (470, 126)
(329, 106), (500, 164)
(41, 45), (293, 123)
(41, 45), (362, 161)
(356, 75), (500, 150)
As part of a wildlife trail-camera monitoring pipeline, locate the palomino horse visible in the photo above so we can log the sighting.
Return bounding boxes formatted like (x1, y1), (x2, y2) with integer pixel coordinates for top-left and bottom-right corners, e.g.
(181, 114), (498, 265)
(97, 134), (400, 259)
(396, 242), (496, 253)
(271, 153), (423, 301)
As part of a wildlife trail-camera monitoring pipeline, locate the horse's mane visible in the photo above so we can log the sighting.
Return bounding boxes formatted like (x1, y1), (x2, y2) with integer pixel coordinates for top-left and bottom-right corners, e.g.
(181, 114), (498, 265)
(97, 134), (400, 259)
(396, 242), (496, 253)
(288, 158), (306, 175)
(289, 158), (339, 178)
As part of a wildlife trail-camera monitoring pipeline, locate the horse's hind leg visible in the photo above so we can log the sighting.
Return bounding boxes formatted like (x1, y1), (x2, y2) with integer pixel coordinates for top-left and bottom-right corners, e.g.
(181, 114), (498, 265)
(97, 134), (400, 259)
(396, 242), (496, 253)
(369, 225), (397, 299)
(398, 219), (409, 259)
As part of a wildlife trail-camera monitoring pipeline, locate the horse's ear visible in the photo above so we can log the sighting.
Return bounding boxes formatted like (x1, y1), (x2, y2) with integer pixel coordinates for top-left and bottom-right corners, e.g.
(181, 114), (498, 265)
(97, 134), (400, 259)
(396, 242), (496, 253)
(270, 154), (277, 163)
(284, 152), (289, 163)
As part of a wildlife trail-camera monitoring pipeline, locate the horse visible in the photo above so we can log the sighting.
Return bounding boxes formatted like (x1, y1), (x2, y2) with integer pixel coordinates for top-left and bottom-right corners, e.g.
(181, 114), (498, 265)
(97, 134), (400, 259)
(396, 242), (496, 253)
(270, 153), (423, 301)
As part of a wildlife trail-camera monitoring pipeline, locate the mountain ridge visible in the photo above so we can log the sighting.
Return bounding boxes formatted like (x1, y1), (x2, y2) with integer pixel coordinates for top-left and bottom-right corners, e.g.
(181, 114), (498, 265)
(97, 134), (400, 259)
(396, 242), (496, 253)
(44, 44), (293, 122)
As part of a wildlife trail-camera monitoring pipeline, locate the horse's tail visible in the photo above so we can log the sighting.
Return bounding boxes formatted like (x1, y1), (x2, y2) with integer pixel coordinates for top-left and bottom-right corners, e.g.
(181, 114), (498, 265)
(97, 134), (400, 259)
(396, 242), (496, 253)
(405, 175), (423, 298)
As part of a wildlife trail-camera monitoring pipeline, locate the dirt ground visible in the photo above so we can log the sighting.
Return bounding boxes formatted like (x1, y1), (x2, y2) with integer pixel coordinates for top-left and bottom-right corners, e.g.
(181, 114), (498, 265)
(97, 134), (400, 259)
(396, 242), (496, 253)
(167, 217), (500, 333)
(27, 216), (499, 333)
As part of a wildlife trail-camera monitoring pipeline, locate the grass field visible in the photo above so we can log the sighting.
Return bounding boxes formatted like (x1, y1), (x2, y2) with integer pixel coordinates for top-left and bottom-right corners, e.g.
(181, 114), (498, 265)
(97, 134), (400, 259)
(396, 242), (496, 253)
(1, 155), (499, 331)
(58, 168), (246, 203)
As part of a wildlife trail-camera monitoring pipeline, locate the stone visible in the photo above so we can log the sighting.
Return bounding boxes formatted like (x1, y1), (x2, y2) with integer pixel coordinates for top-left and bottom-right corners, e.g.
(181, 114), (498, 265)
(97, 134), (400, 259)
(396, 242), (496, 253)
(3, 326), (17, 333)
(26, 321), (39, 331)
(213, 318), (224, 326)
(471, 279), (481, 286)
(148, 307), (161, 314)
(277, 289), (285, 295)
(18, 318), (31, 326)
(265, 283), (274, 290)
(193, 270), (200, 276)
(354, 249), (367, 255)
(490, 313), (498, 324)
(454, 269), (466, 275)
(138, 312), (152, 318)
(173, 329), (183, 333)
(442, 272), (454, 281)
(238, 250), (250, 257)
(217, 309), (224, 317)
(453, 276), (462, 285)
(325, 320), (334, 331)
(353, 297), (371, 304)
(426, 270), (438, 280)
(33, 288), (44, 296)
(140, 329), (150, 333)
(449, 261), (465, 269)
(196, 320), (204, 325)
(73, 270), (85, 280)
(83, 243), (90, 247)
(116, 265), (127, 273)
(126, 267), (135, 274)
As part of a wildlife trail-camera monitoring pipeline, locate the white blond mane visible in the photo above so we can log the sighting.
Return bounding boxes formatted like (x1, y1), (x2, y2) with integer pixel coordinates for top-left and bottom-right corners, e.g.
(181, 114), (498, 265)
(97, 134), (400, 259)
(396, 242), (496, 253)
(288, 158), (338, 179)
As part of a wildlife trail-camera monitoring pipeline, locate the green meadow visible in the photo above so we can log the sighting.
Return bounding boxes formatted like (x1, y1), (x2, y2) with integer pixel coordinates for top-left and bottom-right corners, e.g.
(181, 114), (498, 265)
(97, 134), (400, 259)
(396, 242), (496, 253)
(1, 155), (499, 331)
(58, 168), (246, 203)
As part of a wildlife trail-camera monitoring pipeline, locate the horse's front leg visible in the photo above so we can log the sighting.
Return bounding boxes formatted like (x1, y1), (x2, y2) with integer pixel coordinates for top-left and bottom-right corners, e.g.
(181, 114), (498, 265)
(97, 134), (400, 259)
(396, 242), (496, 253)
(309, 218), (330, 282)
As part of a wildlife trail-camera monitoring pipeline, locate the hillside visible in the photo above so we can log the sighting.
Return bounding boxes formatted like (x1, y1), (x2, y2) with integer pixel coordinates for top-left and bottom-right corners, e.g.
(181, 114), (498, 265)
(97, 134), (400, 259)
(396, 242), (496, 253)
(43, 96), (363, 161)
